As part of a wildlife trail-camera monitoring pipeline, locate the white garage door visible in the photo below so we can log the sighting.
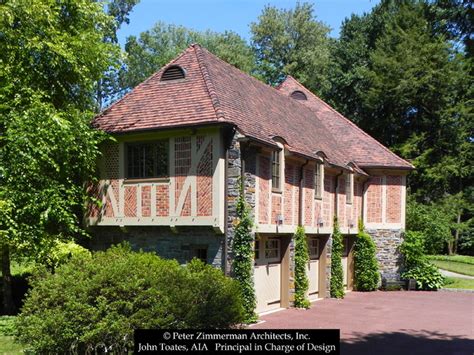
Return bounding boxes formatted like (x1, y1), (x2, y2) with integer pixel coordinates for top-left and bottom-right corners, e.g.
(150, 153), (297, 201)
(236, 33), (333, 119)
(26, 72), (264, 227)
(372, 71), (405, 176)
(306, 237), (319, 301)
(254, 237), (281, 313)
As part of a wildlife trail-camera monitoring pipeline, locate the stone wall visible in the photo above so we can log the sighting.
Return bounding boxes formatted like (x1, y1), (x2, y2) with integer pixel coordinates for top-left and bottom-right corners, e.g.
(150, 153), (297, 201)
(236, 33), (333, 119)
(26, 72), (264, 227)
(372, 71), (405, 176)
(88, 226), (224, 268)
(367, 228), (404, 280)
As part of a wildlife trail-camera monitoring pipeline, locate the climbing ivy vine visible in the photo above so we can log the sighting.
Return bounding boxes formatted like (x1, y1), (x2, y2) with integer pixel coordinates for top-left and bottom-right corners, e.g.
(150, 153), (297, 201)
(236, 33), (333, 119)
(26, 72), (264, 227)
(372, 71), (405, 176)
(330, 217), (345, 298)
(294, 226), (310, 308)
(231, 179), (258, 323)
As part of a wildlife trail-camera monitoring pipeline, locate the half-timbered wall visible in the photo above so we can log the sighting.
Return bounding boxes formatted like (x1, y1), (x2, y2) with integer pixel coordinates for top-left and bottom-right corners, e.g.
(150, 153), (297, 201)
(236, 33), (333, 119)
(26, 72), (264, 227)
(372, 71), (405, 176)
(364, 173), (406, 229)
(254, 153), (360, 234)
(88, 129), (225, 233)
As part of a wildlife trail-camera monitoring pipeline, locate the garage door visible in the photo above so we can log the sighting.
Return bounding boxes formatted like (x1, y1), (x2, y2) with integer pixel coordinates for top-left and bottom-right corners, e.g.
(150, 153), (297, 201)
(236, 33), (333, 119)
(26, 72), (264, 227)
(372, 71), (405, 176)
(306, 237), (319, 301)
(254, 237), (281, 313)
(342, 237), (349, 289)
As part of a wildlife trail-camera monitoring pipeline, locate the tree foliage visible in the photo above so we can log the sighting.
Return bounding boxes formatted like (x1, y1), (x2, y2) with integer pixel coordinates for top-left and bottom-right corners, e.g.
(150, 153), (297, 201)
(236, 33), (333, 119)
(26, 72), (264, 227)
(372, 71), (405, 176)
(250, 2), (331, 94)
(294, 226), (310, 308)
(231, 180), (257, 323)
(330, 218), (344, 298)
(122, 22), (254, 90)
(0, 0), (119, 313)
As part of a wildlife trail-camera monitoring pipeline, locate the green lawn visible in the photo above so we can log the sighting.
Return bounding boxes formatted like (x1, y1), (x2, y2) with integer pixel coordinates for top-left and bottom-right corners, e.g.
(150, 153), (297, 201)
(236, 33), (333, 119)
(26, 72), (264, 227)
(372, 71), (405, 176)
(0, 317), (23, 354)
(428, 254), (474, 265)
(429, 259), (474, 276)
(444, 277), (474, 290)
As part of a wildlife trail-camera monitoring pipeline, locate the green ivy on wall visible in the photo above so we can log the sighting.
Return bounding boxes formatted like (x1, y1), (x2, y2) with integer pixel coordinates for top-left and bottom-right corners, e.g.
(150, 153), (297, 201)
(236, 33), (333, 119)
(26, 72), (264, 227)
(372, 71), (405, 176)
(354, 220), (380, 291)
(231, 179), (258, 323)
(330, 217), (345, 298)
(294, 226), (310, 308)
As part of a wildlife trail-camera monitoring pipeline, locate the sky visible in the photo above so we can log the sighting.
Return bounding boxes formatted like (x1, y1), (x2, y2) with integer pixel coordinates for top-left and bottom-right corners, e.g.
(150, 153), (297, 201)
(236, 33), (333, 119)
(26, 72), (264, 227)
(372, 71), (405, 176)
(117, 0), (380, 47)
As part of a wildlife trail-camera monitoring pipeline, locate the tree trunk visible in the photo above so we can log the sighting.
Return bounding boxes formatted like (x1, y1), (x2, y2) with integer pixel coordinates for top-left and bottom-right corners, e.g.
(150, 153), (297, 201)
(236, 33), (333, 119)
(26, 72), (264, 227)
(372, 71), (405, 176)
(454, 212), (461, 254)
(2, 243), (15, 315)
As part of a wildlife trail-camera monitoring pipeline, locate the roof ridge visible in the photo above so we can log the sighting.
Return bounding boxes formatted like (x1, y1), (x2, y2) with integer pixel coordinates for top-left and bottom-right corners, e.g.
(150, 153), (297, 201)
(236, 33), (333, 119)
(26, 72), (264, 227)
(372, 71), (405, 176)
(193, 44), (226, 122)
(281, 76), (414, 168)
(95, 45), (195, 120)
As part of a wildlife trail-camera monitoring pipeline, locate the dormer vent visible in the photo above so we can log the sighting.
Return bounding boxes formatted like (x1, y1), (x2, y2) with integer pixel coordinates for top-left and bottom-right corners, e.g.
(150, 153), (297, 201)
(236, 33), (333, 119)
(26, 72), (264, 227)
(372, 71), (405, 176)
(161, 65), (185, 81)
(290, 90), (307, 101)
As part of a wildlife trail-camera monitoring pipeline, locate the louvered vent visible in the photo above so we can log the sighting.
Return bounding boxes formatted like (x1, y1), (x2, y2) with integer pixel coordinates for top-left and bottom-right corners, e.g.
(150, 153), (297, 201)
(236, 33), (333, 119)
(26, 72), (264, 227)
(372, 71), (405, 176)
(290, 90), (307, 100)
(161, 66), (185, 81)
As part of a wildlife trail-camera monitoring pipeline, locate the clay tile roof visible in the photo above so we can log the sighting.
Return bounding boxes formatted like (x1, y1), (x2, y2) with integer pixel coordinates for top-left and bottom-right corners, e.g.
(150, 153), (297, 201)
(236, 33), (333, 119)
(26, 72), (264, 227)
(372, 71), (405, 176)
(277, 76), (414, 170)
(93, 44), (413, 171)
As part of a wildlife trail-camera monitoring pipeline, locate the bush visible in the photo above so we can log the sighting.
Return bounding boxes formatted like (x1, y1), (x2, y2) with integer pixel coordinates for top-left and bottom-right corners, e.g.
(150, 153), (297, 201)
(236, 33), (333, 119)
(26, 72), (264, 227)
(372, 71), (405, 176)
(16, 244), (244, 353)
(330, 217), (344, 299)
(353, 225), (379, 291)
(38, 240), (91, 272)
(294, 226), (310, 308)
(402, 263), (445, 290)
(400, 231), (445, 290)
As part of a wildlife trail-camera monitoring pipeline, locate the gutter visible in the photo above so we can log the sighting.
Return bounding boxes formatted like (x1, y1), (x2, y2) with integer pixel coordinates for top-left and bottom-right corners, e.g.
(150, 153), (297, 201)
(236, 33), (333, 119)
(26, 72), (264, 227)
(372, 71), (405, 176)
(223, 135), (229, 276)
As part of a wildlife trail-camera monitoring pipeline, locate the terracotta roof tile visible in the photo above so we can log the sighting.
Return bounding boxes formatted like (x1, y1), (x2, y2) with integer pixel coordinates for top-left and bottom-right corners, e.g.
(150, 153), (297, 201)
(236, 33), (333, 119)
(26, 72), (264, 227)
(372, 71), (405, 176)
(277, 76), (414, 170)
(93, 44), (413, 171)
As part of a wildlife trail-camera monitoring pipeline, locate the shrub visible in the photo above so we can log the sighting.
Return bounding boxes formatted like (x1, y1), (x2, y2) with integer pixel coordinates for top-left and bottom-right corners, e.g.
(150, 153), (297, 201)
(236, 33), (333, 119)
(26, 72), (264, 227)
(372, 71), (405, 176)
(402, 263), (445, 290)
(231, 180), (257, 322)
(400, 231), (445, 290)
(294, 226), (310, 308)
(353, 223), (379, 291)
(330, 217), (344, 298)
(15, 244), (244, 353)
(38, 240), (91, 272)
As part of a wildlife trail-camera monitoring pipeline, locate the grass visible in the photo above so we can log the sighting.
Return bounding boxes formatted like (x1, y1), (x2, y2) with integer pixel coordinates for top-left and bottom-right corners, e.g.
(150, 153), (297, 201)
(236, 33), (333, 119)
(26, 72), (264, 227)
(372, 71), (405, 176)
(444, 277), (474, 290)
(429, 259), (474, 276)
(0, 316), (23, 354)
(428, 254), (474, 265)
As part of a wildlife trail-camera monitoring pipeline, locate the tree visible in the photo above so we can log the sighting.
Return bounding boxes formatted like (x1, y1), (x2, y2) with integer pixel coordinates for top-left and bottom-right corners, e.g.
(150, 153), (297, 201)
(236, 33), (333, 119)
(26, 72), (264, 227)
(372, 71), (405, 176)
(0, 0), (117, 314)
(122, 22), (255, 90)
(353, 221), (379, 291)
(250, 2), (332, 94)
(328, 0), (473, 255)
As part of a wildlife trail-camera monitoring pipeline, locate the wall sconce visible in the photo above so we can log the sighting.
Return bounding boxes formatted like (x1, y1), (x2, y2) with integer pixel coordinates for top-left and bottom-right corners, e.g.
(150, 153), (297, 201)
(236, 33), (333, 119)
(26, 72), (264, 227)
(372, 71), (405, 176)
(317, 217), (324, 227)
(275, 214), (283, 225)
(348, 219), (355, 228)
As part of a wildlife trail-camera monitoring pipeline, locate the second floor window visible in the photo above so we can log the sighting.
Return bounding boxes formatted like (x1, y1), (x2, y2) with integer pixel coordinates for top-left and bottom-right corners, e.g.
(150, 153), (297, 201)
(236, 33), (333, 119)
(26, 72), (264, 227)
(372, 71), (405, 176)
(314, 163), (323, 199)
(271, 150), (281, 190)
(126, 140), (169, 179)
(345, 173), (353, 204)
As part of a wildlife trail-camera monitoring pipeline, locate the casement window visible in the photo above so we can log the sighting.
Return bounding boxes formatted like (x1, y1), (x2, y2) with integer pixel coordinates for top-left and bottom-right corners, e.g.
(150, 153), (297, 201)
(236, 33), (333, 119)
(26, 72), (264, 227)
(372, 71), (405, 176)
(271, 150), (281, 190)
(308, 238), (320, 260)
(345, 173), (353, 204)
(126, 140), (169, 179)
(254, 240), (260, 260)
(264, 239), (280, 261)
(314, 163), (323, 199)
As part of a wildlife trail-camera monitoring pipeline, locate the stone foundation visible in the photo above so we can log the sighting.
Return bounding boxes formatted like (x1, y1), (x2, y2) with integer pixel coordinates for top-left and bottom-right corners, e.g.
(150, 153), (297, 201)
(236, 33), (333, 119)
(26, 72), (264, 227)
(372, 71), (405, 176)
(88, 226), (224, 268)
(367, 229), (404, 280)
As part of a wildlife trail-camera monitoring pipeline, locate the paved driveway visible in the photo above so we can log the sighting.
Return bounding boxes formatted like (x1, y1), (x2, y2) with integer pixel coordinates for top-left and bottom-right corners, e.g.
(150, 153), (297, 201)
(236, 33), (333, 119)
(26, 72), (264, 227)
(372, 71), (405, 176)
(252, 291), (473, 355)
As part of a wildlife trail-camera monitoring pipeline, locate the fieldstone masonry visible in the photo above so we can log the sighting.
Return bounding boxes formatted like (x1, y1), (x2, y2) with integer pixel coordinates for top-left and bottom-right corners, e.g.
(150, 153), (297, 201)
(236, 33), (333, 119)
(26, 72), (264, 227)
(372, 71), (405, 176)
(89, 226), (224, 268)
(368, 228), (404, 280)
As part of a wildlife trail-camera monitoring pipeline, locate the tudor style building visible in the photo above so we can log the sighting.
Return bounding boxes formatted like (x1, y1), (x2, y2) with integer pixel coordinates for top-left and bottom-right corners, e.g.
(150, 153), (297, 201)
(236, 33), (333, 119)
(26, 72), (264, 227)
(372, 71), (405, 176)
(88, 44), (413, 314)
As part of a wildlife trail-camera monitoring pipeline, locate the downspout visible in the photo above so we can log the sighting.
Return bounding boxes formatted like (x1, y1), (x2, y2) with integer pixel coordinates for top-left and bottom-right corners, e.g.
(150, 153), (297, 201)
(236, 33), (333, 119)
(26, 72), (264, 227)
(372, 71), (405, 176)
(299, 160), (310, 226)
(223, 141), (229, 276)
(361, 179), (369, 228)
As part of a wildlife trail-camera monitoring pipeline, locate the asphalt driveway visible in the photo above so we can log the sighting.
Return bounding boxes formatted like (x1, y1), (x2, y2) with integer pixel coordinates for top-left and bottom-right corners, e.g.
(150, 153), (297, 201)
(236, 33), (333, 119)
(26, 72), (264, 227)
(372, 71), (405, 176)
(252, 291), (473, 355)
